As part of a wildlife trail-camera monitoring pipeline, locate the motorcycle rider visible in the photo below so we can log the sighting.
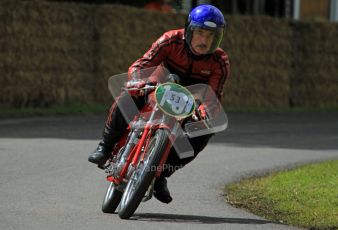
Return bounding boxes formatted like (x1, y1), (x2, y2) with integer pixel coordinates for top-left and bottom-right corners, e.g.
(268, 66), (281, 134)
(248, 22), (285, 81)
(89, 4), (230, 204)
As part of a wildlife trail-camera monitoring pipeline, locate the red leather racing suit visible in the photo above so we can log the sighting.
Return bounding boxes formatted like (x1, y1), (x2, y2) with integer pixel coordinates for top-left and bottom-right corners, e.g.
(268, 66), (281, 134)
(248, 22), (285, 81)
(128, 29), (230, 101)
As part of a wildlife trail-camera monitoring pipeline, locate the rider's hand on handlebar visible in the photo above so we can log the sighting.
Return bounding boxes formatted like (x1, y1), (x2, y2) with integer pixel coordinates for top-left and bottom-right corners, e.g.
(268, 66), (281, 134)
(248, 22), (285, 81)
(192, 102), (208, 120)
(198, 104), (207, 119)
(125, 79), (146, 96)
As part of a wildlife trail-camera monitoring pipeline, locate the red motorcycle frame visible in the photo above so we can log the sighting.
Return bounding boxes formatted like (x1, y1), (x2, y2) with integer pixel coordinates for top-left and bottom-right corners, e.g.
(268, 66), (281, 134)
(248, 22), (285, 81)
(99, 66), (228, 219)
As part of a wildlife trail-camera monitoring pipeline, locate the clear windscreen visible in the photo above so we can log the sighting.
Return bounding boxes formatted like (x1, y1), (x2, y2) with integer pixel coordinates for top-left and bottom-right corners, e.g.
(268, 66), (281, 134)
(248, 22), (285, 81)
(108, 66), (169, 123)
(184, 83), (228, 138)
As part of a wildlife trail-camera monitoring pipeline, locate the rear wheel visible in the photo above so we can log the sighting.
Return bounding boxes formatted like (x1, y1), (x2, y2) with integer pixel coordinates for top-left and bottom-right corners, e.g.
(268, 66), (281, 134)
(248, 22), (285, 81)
(118, 129), (169, 219)
(101, 182), (123, 213)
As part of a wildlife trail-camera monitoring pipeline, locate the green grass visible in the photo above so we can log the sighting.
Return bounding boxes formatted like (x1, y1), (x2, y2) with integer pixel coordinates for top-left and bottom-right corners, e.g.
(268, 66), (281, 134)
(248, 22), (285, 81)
(226, 160), (338, 230)
(0, 104), (108, 118)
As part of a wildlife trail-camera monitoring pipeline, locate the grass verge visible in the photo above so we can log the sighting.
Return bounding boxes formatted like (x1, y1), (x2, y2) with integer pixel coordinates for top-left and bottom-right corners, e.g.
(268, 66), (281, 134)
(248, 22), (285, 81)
(226, 160), (338, 230)
(0, 104), (108, 118)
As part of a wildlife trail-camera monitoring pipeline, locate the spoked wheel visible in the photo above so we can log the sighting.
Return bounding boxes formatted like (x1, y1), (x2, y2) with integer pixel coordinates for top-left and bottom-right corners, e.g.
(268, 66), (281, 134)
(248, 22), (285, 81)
(102, 182), (123, 213)
(118, 129), (169, 219)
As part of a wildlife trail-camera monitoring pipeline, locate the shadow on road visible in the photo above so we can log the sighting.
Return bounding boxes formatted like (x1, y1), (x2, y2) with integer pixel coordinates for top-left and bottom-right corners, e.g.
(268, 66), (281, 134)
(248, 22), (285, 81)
(131, 213), (280, 225)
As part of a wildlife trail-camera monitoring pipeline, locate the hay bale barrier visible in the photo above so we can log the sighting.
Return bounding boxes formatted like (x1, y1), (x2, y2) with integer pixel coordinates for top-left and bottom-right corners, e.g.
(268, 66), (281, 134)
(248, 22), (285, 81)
(290, 21), (338, 108)
(222, 16), (292, 108)
(1, 0), (337, 110)
(1, 0), (96, 108)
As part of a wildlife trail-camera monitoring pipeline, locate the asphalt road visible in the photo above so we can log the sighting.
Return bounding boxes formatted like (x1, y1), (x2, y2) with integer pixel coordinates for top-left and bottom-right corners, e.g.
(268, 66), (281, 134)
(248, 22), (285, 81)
(0, 112), (337, 230)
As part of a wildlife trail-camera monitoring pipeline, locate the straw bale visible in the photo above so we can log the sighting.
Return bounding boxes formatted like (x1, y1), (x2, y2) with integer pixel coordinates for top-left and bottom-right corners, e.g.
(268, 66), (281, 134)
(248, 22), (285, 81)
(221, 16), (292, 108)
(289, 20), (338, 107)
(0, 0), (98, 107)
(1, 1), (337, 109)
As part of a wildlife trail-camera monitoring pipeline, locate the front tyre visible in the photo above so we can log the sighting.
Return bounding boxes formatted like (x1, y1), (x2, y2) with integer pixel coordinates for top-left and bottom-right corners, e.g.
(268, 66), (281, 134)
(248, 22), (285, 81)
(102, 182), (123, 213)
(118, 129), (169, 219)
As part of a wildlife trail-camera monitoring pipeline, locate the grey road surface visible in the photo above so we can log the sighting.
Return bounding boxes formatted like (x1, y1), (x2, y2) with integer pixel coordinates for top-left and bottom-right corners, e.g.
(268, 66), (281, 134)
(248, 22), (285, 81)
(0, 112), (337, 230)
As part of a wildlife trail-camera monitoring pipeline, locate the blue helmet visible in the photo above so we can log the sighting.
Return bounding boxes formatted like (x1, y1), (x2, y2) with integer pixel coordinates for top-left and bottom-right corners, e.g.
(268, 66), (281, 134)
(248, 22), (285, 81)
(185, 4), (226, 54)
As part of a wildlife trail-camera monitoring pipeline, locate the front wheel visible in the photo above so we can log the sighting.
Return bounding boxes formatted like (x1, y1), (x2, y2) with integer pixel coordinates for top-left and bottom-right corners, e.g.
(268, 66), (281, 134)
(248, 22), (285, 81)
(118, 129), (169, 219)
(102, 182), (123, 213)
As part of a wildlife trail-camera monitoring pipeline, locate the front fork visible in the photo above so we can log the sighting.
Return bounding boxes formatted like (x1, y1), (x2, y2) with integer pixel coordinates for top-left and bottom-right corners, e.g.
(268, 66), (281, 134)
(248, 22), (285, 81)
(136, 107), (179, 179)
(154, 115), (180, 178)
(107, 104), (175, 184)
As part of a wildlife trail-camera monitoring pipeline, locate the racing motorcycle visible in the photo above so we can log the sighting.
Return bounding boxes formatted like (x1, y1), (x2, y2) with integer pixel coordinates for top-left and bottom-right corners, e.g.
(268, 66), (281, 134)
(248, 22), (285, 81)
(98, 65), (228, 219)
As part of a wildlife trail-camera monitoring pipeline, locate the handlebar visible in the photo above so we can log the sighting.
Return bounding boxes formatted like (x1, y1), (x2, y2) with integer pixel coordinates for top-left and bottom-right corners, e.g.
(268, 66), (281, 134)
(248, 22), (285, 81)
(123, 84), (157, 92)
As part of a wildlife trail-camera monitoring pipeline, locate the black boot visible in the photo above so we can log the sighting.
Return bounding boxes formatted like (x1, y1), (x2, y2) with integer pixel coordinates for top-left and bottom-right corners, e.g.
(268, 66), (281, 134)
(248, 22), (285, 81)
(88, 127), (116, 165)
(153, 176), (172, 204)
(88, 141), (112, 165)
